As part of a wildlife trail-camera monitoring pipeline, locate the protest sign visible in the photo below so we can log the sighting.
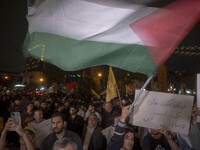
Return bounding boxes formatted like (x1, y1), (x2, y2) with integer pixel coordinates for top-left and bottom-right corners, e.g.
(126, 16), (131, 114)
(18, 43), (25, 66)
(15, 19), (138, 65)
(197, 74), (200, 122)
(131, 90), (194, 135)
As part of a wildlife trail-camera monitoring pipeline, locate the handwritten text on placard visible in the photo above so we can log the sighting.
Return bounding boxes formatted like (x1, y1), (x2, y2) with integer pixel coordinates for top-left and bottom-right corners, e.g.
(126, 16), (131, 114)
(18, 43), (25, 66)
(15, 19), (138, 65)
(131, 90), (194, 135)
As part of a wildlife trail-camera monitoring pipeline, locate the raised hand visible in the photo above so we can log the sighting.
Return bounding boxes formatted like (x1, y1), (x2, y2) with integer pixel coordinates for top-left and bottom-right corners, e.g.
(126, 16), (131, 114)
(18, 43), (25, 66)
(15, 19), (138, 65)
(120, 104), (132, 123)
(160, 125), (170, 138)
(191, 104), (200, 124)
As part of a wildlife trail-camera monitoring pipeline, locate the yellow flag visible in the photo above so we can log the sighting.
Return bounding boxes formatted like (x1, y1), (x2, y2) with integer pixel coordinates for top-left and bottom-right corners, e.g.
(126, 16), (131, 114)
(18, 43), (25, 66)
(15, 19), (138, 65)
(106, 66), (117, 102)
(158, 65), (167, 92)
(91, 89), (100, 99)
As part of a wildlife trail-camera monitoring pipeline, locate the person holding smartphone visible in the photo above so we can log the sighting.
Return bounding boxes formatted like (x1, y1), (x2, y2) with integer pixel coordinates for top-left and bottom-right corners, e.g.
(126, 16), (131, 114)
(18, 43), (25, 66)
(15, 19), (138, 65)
(0, 118), (36, 150)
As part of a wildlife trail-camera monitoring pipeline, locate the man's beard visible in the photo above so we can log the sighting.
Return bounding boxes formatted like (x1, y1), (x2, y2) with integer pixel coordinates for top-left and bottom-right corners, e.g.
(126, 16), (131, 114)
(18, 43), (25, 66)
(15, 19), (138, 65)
(53, 126), (64, 134)
(151, 132), (161, 136)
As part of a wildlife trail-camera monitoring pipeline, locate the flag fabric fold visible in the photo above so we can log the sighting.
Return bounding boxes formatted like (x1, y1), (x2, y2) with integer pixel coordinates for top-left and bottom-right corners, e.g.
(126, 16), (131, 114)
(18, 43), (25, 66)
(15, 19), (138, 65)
(25, 0), (200, 75)
(106, 66), (117, 102)
(91, 89), (101, 99)
(59, 82), (77, 94)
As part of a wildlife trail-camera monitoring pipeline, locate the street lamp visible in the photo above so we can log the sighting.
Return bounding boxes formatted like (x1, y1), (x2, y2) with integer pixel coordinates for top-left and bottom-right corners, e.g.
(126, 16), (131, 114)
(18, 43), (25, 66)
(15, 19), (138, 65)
(4, 76), (8, 79)
(39, 78), (44, 82)
(98, 73), (102, 77)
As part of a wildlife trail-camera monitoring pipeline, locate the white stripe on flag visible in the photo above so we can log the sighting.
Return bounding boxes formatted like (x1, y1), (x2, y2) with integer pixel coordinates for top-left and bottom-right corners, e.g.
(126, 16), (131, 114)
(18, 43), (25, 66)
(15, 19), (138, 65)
(27, 0), (158, 45)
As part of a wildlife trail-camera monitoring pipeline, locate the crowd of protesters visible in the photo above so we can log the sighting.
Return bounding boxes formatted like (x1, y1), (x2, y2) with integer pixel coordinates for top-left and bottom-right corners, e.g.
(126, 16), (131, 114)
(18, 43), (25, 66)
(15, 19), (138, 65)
(0, 92), (200, 150)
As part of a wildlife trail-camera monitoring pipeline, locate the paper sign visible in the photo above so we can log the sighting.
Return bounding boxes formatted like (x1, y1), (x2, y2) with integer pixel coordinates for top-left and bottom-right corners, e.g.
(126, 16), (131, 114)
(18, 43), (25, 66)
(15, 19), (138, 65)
(131, 90), (194, 135)
(197, 74), (200, 122)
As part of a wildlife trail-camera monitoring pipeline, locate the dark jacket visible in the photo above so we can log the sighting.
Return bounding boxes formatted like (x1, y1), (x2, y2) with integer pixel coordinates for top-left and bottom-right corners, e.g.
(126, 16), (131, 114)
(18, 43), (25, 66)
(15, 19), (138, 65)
(101, 110), (113, 129)
(107, 121), (125, 150)
(67, 114), (84, 137)
(41, 129), (82, 150)
(142, 133), (170, 150)
(82, 125), (107, 150)
(107, 121), (141, 150)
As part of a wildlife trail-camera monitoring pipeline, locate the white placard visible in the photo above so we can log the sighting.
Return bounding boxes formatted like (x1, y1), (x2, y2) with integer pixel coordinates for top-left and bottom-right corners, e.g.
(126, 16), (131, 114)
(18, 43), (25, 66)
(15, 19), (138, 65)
(131, 90), (194, 135)
(197, 74), (200, 122)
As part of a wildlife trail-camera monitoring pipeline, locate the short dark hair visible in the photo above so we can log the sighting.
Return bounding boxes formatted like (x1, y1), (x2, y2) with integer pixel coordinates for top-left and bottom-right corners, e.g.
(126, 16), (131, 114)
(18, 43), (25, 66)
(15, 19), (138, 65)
(51, 112), (66, 122)
(111, 107), (121, 118)
(69, 105), (76, 110)
(40, 100), (47, 104)
(53, 137), (77, 150)
(125, 127), (135, 137)
(33, 109), (43, 116)
(55, 102), (64, 109)
(26, 102), (34, 107)
(89, 113), (98, 120)
(88, 103), (95, 107)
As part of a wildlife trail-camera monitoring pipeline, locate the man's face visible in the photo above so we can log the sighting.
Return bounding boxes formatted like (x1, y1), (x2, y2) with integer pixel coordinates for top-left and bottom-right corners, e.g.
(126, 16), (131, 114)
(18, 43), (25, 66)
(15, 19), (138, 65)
(57, 106), (64, 112)
(57, 144), (75, 150)
(113, 116), (120, 126)
(150, 128), (161, 135)
(123, 132), (134, 150)
(64, 102), (69, 108)
(41, 102), (47, 109)
(88, 114), (98, 128)
(150, 128), (162, 139)
(33, 96), (37, 101)
(34, 110), (43, 122)
(104, 103), (112, 113)
(88, 105), (94, 112)
(51, 116), (65, 134)
(70, 107), (76, 115)
(27, 104), (34, 112)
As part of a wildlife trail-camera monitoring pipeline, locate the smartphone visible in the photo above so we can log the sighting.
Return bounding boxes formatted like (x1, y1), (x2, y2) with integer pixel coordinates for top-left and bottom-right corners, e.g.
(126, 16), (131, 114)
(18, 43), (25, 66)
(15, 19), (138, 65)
(11, 112), (20, 125)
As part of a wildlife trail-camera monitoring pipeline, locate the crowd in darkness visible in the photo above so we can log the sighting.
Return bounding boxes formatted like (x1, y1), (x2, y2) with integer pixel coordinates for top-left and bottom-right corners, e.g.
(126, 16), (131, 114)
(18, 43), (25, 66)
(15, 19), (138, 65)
(0, 92), (200, 150)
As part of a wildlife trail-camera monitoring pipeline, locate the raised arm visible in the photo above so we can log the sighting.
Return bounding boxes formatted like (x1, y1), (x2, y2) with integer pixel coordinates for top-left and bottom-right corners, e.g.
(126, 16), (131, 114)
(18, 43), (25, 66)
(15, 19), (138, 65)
(107, 105), (132, 150)
(160, 125), (179, 150)
(9, 122), (35, 150)
(0, 118), (13, 150)
(191, 104), (200, 125)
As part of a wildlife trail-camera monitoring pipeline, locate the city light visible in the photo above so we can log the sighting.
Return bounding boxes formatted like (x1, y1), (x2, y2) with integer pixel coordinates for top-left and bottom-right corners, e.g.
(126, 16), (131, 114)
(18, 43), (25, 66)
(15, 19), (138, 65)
(98, 73), (102, 77)
(76, 74), (81, 77)
(15, 84), (26, 87)
(4, 76), (8, 79)
(40, 87), (45, 90)
(40, 78), (44, 82)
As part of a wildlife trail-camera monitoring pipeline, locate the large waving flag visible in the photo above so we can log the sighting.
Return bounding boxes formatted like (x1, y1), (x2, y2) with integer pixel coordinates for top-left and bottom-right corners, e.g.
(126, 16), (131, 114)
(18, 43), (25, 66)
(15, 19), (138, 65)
(106, 66), (118, 102)
(26, 0), (200, 75)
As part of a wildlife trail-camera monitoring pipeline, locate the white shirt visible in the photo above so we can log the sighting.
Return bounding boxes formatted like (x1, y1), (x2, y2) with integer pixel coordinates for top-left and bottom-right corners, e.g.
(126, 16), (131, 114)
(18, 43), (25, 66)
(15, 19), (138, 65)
(28, 119), (52, 148)
(83, 126), (95, 150)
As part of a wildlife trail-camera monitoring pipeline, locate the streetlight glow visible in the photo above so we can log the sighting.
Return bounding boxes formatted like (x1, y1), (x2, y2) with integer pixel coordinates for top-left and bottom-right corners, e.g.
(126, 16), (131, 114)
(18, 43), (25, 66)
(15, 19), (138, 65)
(98, 73), (102, 77)
(4, 76), (8, 79)
(40, 78), (44, 82)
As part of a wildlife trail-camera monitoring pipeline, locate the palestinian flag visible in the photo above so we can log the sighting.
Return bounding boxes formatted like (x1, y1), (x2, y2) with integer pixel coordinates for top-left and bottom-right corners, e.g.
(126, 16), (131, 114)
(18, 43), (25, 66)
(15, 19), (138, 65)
(26, 0), (200, 75)
(60, 82), (77, 93)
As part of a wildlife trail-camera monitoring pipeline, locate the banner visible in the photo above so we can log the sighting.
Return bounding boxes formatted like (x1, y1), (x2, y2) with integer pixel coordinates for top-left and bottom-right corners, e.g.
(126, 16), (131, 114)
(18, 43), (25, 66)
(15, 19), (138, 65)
(131, 90), (194, 135)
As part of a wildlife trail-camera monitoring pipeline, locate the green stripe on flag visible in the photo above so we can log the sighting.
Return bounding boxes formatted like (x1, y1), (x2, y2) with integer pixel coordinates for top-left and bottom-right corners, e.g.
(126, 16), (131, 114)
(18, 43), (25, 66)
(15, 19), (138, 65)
(26, 32), (157, 75)
(60, 88), (69, 94)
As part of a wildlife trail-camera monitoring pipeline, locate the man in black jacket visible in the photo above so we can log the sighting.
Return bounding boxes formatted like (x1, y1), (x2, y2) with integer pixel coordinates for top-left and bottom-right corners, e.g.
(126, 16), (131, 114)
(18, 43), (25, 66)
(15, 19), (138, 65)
(41, 112), (82, 150)
(66, 105), (84, 137)
(101, 102), (113, 129)
(82, 113), (107, 150)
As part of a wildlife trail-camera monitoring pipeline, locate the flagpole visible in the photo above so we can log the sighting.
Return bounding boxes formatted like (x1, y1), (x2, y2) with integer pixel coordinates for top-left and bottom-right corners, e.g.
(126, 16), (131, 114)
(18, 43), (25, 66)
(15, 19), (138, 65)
(115, 84), (122, 107)
(129, 75), (154, 110)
